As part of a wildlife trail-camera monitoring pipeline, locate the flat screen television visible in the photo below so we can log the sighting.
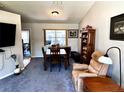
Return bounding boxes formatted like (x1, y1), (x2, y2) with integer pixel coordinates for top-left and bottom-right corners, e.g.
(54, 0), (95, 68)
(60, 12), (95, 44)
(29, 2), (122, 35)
(0, 22), (16, 47)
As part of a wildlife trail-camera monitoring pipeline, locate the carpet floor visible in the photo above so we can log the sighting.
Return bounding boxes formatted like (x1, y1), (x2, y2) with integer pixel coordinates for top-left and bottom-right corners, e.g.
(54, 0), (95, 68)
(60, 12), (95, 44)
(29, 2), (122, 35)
(0, 58), (75, 92)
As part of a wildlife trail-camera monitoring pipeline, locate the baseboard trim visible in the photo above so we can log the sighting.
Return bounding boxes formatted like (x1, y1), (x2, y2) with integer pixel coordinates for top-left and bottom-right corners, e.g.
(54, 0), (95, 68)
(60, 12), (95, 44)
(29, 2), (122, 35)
(0, 72), (14, 80)
(31, 56), (43, 58)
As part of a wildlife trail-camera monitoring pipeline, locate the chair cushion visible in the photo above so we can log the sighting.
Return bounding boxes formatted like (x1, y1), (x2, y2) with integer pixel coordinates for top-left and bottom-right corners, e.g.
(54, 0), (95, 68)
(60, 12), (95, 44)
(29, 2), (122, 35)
(73, 63), (88, 70)
(88, 59), (103, 74)
(91, 51), (104, 62)
(98, 64), (109, 76)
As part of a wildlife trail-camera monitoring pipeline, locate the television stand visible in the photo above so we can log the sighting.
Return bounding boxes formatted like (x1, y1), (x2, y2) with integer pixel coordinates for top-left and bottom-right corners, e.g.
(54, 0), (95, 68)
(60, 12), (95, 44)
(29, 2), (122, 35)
(0, 49), (5, 52)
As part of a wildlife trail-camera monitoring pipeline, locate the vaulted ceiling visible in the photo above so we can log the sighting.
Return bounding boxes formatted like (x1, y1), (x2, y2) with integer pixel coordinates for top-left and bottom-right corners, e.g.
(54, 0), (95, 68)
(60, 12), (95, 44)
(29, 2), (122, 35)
(0, 1), (94, 23)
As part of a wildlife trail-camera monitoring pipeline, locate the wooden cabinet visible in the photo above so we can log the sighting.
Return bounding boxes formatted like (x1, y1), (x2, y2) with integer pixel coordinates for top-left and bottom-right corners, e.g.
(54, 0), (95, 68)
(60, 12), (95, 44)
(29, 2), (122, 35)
(80, 26), (95, 64)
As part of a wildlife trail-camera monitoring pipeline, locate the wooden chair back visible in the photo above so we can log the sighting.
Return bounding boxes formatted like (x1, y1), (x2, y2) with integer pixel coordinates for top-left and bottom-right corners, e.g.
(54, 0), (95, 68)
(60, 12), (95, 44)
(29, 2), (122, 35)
(50, 46), (60, 61)
(50, 46), (61, 71)
(42, 47), (45, 57)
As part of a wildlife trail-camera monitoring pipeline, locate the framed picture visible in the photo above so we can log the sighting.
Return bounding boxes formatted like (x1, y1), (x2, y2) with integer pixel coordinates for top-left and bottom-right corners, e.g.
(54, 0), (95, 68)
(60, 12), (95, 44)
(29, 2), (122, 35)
(68, 29), (78, 38)
(110, 13), (124, 40)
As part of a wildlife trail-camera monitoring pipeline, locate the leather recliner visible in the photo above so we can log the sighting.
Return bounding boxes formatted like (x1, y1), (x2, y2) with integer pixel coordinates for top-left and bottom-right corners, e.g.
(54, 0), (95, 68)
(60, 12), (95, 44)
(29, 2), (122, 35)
(72, 51), (109, 92)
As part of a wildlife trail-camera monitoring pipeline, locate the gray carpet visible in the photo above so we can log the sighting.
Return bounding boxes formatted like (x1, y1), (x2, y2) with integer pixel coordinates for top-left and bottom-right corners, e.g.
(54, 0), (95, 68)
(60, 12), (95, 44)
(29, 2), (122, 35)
(0, 58), (75, 92)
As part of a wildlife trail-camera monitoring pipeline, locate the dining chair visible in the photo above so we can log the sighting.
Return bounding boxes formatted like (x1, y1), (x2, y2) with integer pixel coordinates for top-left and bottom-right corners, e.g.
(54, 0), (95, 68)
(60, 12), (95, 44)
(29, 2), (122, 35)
(64, 47), (71, 66)
(50, 46), (61, 72)
(42, 47), (50, 71)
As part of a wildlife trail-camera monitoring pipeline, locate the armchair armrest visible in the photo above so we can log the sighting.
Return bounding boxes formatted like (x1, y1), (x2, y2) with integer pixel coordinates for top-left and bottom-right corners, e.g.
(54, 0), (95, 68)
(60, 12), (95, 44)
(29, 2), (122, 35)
(77, 72), (97, 92)
(73, 63), (88, 70)
(78, 73), (97, 78)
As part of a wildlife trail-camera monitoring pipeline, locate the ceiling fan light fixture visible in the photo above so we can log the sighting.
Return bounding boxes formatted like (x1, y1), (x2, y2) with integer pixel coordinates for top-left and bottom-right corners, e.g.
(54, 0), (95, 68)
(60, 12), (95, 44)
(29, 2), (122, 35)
(52, 11), (59, 16)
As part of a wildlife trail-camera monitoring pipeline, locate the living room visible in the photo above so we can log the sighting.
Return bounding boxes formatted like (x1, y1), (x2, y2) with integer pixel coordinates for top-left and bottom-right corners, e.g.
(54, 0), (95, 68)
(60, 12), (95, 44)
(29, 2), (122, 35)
(0, 1), (124, 92)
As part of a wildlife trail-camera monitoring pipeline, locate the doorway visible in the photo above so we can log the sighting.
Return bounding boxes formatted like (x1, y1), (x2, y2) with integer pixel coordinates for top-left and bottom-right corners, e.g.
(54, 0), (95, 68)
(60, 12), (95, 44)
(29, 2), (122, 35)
(22, 29), (31, 58)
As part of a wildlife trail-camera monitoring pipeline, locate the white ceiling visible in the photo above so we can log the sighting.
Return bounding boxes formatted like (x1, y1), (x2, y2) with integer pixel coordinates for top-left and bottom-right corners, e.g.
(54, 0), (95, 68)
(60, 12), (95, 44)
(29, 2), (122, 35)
(0, 1), (94, 23)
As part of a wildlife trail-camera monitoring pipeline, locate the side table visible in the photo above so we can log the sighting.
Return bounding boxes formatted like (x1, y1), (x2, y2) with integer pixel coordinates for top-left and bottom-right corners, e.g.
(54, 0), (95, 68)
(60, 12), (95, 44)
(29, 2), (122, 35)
(83, 77), (124, 92)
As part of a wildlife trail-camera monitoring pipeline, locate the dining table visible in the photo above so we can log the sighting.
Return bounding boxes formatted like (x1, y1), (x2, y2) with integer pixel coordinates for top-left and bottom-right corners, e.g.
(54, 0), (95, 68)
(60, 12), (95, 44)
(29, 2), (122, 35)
(44, 48), (69, 71)
(46, 49), (66, 55)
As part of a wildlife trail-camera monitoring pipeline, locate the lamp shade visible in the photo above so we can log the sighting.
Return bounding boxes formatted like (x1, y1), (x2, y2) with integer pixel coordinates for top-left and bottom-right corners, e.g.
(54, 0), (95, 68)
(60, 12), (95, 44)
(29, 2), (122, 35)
(98, 56), (113, 64)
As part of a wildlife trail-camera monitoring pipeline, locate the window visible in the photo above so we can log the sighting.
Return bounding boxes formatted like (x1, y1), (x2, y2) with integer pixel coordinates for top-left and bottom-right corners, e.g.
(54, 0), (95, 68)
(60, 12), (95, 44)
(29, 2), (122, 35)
(45, 30), (67, 46)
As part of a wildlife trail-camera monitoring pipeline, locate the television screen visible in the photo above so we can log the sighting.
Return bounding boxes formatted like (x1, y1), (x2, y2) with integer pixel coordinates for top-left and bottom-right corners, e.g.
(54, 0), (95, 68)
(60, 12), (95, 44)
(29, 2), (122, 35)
(0, 22), (16, 47)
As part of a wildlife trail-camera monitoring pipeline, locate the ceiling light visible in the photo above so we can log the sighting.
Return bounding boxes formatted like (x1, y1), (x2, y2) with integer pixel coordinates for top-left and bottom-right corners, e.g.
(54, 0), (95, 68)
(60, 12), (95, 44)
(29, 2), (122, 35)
(52, 11), (59, 16)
